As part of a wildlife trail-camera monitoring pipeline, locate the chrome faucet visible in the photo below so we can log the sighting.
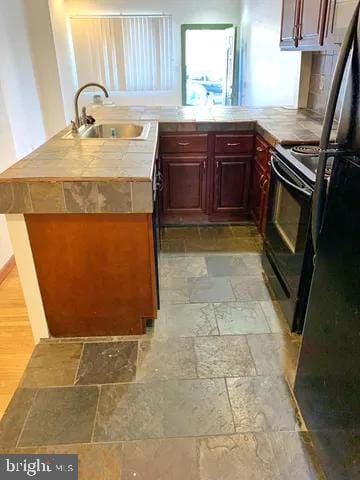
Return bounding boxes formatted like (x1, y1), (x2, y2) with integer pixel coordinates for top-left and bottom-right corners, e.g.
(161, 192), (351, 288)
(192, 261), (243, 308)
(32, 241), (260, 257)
(73, 82), (109, 129)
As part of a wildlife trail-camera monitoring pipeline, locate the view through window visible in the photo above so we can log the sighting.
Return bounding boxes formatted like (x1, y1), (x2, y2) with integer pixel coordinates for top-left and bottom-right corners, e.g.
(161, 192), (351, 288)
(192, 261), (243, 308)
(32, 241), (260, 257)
(70, 15), (173, 92)
(183, 26), (235, 106)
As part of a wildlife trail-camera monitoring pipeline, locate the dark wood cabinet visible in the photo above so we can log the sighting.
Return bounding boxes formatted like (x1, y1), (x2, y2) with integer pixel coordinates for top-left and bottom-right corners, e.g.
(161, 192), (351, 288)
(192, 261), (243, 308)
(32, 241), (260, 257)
(324, 0), (357, 45)
(160, 134), (208, 154)
(162, 154), (207, 215)
(297, 0), (328, 48)
(26, 214), (157, 337)
(159, 132), (255, 223)
(280, 0), (355, 50)
(280, 0), (300, 48)
(213, 155), (251, 215)
(249, 136), (271, 235)
(215, 134), (254, 155)
(249, 160), (264, 227)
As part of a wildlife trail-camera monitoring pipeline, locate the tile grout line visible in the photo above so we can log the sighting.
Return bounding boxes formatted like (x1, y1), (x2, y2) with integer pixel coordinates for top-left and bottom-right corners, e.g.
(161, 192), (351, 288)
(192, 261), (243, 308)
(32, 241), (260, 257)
(40, 330), (289, 346)
(134, 340), (140, 382)
(15, 390), (39, 448)
(73, 343), (85, 384)
(211, 303), (221, 336)
(224, 377), (237, 435)
(41, 338), (143, 345)
(244, 335), (260, 376)
(14, 427), (310, 451)
(195, 432), (201, 479)
(192, 336), (200, 379)
(258, 301), (274, 334)
(90, 385), (102, 443)
(12, 372), (290, 391)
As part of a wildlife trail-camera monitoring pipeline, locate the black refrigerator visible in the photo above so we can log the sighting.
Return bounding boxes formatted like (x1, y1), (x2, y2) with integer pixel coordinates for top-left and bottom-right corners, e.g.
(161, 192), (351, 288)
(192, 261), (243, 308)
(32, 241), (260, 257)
(294, 3), (360, 478)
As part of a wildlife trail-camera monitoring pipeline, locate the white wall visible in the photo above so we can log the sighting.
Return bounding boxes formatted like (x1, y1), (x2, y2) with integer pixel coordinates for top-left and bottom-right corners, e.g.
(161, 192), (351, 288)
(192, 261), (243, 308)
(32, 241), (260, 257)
(0, 0), (66, 157)
(0, 0), (67, 269)
(239, 0), (302, 107)
(56, 0), (303, 109)
(0, 0), (44, 270)
(0, 86), (16, 269)
(49, 0), (78, 123)
(53, 0), (243, 109)
(0, 0), (46, 158)
(24, 0), (66, 137)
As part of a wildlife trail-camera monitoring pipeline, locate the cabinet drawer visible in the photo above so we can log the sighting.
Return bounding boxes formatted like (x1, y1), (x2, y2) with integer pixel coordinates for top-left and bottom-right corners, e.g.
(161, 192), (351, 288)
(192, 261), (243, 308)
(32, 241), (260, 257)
(255, 136), (270, 171)
(160, 134), (208, 153)
(215, 134), (254, 154)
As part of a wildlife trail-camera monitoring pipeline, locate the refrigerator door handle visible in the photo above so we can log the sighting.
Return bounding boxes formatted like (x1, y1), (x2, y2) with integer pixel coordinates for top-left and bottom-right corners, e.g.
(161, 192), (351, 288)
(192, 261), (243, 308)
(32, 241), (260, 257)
(312, 1), (360, 250)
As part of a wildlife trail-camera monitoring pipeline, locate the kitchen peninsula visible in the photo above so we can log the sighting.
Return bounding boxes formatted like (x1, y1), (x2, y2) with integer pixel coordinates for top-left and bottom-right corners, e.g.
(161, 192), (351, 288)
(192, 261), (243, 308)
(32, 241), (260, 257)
(0, 106), (327, 342)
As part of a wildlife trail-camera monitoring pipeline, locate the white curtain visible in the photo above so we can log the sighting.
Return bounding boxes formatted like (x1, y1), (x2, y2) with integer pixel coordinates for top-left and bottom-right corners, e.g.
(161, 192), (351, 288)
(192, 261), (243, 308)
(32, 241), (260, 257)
(70, 16), (173, 91)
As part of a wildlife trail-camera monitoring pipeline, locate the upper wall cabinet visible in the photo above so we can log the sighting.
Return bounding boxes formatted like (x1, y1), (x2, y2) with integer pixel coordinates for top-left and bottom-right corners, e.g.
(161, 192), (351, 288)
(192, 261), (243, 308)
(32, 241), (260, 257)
(280, 0), (327, 50)
(324, 0), (358, 45)
(280, 0), (357, 50)
(280, 0), (300, 48)
(297, 0), (328, 48)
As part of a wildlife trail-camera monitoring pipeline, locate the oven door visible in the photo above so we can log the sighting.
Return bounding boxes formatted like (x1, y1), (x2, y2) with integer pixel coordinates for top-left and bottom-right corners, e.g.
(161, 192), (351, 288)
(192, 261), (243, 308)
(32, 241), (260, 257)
(262, 152), (313, 330)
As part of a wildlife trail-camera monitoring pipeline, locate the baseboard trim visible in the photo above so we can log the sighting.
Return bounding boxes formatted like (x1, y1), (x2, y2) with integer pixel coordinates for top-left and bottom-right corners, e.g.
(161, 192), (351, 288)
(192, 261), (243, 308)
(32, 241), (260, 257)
(0, 255), (15, 285)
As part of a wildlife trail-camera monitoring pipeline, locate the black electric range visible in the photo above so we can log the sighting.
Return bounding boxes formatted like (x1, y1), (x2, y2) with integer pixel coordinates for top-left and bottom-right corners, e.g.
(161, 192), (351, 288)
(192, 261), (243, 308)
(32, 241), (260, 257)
(262, 143), (333, 333)
(275, 144), (334, 185)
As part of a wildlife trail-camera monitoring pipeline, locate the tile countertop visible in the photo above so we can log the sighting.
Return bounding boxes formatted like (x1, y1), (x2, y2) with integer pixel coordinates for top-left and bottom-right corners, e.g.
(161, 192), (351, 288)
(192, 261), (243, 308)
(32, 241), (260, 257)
(0, 106), (330, 214)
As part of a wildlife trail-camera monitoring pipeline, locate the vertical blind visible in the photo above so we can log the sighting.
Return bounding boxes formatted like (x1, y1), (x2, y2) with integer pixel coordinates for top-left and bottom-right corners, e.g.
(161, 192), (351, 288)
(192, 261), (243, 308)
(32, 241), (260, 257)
(70, 15), (173, 91)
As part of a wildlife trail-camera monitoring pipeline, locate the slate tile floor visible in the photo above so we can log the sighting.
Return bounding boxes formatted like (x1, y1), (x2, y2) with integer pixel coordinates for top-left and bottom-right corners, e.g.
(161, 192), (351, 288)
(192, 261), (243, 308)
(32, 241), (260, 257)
(0, 226), (327, 479)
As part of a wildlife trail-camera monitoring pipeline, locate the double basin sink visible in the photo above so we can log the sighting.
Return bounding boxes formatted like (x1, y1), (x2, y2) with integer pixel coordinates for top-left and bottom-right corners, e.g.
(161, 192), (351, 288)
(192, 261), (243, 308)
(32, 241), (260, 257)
(63, 122), (151, 140)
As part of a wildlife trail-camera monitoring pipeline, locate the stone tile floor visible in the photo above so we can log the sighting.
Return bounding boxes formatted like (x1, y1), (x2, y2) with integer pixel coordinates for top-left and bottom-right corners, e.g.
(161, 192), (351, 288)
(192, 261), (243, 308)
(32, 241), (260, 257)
(0, 226), (327, 479)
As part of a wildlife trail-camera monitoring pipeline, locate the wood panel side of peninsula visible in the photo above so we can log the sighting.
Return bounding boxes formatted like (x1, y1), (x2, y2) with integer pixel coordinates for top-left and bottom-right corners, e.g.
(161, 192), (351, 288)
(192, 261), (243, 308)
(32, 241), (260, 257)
(25, 213), (157, 337)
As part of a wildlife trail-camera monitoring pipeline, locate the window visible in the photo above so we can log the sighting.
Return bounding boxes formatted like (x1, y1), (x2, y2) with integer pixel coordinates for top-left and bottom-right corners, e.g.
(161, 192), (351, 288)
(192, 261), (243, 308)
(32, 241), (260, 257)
(70, 15), (173, 92)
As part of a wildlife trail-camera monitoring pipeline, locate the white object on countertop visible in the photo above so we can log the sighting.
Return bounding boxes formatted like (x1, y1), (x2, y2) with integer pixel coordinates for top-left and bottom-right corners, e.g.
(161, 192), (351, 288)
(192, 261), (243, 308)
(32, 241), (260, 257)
(103, 99), (115, 106)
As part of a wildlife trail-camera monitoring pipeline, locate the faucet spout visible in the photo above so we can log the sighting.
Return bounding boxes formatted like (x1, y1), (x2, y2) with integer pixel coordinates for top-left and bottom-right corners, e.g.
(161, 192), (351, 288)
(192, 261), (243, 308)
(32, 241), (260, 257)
(74, 83), (109, 128)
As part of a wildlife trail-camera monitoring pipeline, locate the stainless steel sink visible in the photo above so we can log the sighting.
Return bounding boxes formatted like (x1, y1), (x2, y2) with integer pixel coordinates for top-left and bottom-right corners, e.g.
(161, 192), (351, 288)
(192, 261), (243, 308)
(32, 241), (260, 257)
(63, 122), (151, 140)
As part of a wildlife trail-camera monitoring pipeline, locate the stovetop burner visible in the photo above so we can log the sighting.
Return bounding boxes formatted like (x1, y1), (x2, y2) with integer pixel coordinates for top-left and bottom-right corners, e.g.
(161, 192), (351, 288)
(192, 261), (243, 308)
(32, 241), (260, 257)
(275, 143), (335, 186)
(291, 145), (322, 156)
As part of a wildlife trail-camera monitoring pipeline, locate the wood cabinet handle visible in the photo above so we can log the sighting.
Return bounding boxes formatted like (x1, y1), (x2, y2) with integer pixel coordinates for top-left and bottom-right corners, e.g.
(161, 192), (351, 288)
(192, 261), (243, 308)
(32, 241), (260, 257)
(260, 174), (265, 189)
(292, 25), (298, 40)
(203, 161), (206, 170)
(216, 161), (219, 168)
(178, 142), (190, 146)
(227, 143), (241, 147)
(156, 171), (164, 191)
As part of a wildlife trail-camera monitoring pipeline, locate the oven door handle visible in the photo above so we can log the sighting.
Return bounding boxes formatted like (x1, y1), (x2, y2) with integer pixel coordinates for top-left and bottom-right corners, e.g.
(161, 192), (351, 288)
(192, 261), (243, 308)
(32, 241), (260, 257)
(271, 157), (312, 198)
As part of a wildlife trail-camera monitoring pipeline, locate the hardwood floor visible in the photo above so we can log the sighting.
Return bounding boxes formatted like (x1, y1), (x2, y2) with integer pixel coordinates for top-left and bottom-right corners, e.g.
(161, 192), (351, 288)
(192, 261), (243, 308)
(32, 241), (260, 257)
(0, 266), (34, 419)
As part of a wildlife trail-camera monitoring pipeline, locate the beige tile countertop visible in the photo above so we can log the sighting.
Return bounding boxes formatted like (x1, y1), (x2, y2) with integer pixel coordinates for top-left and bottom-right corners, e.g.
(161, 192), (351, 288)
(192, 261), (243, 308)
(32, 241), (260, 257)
(0, 106), (330, 214)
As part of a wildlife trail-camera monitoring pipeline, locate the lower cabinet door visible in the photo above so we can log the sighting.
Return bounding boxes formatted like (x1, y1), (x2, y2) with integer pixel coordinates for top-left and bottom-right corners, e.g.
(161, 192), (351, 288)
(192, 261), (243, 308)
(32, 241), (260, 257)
(213, 155), (251, 214)
(162, 155), (207, 214)
(249, 160), (264, 228)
